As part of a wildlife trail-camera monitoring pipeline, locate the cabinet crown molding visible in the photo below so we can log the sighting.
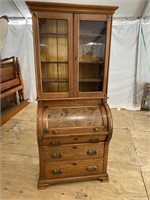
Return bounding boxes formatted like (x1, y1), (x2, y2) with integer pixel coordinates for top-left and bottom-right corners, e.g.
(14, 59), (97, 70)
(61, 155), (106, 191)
(26, 1), (118, 15)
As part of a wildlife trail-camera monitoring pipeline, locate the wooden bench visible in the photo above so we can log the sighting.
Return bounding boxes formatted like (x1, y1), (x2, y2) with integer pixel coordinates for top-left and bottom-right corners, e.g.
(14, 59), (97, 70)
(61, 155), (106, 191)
(141, 83), (150, 111)
(0, 56), (29, 126)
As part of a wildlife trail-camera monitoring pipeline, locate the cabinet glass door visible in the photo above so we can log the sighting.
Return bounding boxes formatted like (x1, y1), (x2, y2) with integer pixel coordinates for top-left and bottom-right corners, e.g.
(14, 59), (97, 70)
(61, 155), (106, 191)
(79, 21), (106, 92)
(74, 15), (107, 97)
(37, 13), (72, 97)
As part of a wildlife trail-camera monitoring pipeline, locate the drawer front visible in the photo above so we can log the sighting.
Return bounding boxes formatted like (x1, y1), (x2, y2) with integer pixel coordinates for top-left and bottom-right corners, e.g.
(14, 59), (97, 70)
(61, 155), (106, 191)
(45, 159), (103, 179)
(44, 143), (104, 162)
(43, 133), (107, 146)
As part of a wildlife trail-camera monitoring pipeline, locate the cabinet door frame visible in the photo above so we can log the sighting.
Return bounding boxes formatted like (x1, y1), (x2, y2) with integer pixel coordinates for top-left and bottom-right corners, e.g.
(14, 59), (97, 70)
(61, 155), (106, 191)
(32, 12), (73, 99)
(74, 14), (112, 98)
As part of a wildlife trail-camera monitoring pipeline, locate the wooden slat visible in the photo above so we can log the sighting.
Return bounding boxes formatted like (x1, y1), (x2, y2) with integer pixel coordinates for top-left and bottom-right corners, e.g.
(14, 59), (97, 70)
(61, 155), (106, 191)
(0, 85), (23, 99)
(0, 78), (20, 91)
(0, 65), (16, 82)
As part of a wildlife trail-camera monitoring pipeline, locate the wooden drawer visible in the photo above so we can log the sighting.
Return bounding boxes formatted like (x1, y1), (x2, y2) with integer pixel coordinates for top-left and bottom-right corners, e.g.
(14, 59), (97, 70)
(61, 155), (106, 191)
(42, 133), (107, 146)
(44, 143), (104, 163)
(45, 159), (103, 179)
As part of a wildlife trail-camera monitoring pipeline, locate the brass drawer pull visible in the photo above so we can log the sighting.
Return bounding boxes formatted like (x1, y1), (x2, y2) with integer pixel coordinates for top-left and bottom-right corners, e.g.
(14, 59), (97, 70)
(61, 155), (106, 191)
(50, 140), (61, 146)
(53, 130), (58, 134)
(52, 168), (63, 174)
(51, 152), (63, 158)
(89, 138), (100, 143)
(86, 165), (97, 171)
(87, 149), (97, 155)
(93, 127), (99, 132)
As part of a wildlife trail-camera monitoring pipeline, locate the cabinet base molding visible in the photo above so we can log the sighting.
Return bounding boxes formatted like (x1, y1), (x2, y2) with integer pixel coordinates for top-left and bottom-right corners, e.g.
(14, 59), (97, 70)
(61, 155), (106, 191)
(38, 174), (109, 189)
(99, 175), (109, 182)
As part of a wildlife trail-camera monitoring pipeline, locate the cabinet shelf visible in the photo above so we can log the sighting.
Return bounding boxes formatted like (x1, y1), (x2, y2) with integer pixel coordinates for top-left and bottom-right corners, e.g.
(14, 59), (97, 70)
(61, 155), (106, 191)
(79, 61), (103, 64)
(42, 78), (68, 83)
(40, 33), (68, 38)
(80, 33), (104, 37)
(41, 61), (68, 64)
(79, 79), (102, 82)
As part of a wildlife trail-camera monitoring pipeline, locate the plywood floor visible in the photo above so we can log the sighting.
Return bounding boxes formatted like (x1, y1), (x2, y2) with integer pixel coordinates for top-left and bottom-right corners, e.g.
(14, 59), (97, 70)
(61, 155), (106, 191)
(0, 103), (150, 200)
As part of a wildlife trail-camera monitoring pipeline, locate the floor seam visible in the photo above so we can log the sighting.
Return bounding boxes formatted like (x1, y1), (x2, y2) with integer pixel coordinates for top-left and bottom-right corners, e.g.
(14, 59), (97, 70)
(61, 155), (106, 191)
(140, 171), (150, 200)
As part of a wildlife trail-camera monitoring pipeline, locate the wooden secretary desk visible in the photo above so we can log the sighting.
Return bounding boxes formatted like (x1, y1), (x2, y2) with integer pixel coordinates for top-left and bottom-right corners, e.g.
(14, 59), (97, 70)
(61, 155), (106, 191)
(26, 1), (118, 189)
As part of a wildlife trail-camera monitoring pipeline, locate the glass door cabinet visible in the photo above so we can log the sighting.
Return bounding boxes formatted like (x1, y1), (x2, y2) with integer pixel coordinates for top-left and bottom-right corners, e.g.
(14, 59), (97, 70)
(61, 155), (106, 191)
(26, 1), (118, 189)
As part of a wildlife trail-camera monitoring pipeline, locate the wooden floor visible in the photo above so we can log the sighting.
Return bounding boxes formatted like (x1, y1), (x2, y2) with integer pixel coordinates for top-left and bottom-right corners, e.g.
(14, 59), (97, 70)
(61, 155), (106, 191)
(0, 103), (150, 200)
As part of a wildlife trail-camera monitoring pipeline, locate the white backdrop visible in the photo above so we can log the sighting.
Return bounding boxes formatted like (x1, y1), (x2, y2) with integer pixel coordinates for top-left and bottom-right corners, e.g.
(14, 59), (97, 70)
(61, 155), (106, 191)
(1, 18), (150, 109)
(108, 18), (150, 109)
(136, 19), (150, 109)
(1, 22), (36, 102)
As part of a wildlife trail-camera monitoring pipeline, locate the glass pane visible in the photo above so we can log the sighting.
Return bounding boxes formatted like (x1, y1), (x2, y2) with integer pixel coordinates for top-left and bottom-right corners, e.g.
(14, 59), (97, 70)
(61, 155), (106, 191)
(41, 62), (68, 92)
(39, 19), (68, 93)
(79, 21), (106, 92)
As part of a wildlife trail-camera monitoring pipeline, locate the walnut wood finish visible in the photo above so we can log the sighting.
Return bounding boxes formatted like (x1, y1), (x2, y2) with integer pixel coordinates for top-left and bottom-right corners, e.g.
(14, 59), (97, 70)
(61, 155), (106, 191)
(26, 1), (118, 189)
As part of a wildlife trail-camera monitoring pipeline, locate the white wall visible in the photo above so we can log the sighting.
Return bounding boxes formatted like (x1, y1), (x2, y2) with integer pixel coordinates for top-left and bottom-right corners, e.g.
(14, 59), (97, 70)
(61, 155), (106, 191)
(1, 18), (150, 109)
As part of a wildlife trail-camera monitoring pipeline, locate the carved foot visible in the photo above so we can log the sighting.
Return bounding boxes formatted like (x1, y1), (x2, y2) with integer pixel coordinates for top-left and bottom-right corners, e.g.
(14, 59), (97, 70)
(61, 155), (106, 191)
(98, 175), (109, 182)
(38, 182), (49, 190)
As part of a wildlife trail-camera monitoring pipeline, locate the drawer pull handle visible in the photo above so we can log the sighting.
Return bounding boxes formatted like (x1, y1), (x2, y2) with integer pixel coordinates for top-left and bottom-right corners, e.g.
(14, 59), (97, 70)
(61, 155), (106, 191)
(93, 127), (99, 132)
(86, 165), (97, 171)
(50, 140), (61, 146)
(87, 149), (97, 155)
(51, 152), (63, 158)
(52, 168), (63, 174)
(53, 130), (58, 134)
(89, 138), (100, 143)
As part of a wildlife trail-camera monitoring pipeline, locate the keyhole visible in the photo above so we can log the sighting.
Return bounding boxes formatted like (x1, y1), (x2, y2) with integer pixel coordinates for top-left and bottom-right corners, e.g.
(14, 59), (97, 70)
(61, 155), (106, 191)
(72, 146), (77, 149)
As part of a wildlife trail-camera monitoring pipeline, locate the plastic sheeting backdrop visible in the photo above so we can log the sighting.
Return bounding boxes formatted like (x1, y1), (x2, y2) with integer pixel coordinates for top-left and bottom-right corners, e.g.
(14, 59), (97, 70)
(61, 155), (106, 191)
(1, 18), (150, 110)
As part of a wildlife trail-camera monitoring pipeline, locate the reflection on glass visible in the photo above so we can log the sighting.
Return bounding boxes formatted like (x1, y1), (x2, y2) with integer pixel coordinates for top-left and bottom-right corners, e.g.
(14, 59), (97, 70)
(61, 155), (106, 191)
(79, 21), (106, 92)
(39, 19), (68, 93)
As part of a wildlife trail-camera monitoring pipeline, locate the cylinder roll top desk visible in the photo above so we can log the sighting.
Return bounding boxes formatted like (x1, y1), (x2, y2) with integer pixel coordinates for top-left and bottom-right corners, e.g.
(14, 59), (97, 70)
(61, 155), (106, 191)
(26, 1), (118, 189)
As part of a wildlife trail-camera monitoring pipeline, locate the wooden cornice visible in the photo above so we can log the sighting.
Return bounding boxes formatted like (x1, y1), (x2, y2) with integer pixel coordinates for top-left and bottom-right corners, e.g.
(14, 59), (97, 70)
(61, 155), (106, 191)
(26, 1), (118, 15)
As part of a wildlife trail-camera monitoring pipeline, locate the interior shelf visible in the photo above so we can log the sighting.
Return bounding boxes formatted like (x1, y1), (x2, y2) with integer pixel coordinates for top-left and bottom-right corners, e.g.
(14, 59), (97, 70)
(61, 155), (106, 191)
(42, 78), (68, 83)
(40, 33), (68, 38)
(79, 61), (104, 64)
(80, 33), (104, 37)
(79, 79), (102, 82)
(41, 61), (68, 64)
